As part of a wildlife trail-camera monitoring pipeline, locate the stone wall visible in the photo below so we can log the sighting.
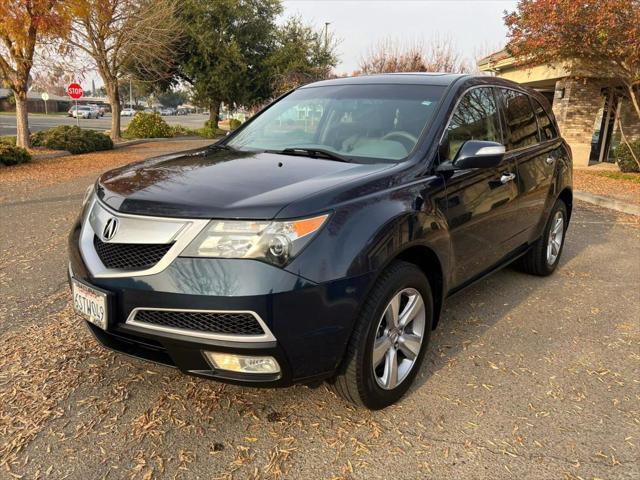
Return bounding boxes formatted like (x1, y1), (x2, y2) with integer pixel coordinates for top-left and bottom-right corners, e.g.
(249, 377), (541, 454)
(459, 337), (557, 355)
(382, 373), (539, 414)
(551, 78), (640, 166)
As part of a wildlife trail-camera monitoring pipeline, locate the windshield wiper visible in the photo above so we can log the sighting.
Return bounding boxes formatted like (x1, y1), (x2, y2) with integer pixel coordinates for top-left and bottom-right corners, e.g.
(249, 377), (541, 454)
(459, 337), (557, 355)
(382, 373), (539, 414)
(271, 147), (350, 163)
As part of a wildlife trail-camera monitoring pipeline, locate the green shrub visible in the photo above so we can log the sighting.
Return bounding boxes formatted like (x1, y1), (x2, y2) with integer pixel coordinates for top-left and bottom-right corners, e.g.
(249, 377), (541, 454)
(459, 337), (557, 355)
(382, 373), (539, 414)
(31, 125), (113, 154)
(229, 118), (242, 131)
(0, 143), (31, 166)
(124, 112), (172, 138)
(0, 135), (16, 145)
(614, 140), (640, 173)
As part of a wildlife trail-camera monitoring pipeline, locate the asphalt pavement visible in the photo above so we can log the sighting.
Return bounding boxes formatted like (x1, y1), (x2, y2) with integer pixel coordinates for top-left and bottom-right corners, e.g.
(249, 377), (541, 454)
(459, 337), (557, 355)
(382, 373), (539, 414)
(0, 144), (638, 479)
(0, 112), (211, 134)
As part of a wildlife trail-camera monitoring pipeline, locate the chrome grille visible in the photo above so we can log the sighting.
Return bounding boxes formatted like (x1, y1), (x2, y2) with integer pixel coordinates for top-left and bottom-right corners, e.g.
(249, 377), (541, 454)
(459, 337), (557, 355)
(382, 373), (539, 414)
(132, 309), (265, 336)
(93, 236), (173, 270)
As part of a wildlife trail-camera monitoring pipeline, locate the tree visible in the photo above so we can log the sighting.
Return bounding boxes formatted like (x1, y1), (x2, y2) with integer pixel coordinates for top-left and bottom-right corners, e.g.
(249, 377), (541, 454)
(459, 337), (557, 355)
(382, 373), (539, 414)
(267, 17), (339, 98)
(359, 37), (470, 75)
(68, 0), (181, 140)
(505, 0), (640, 166)
(0, 1), (70, 147)
(178, 0), (282, 129)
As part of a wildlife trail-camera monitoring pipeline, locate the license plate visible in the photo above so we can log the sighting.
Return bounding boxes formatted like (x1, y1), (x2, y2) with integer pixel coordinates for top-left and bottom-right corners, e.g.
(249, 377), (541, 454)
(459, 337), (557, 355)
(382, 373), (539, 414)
(72, 278), (109, 330)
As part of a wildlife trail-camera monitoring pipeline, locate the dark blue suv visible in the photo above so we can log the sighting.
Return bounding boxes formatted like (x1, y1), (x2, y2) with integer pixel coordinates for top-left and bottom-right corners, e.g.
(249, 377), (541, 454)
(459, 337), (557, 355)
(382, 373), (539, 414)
(69, 74), (572, 409)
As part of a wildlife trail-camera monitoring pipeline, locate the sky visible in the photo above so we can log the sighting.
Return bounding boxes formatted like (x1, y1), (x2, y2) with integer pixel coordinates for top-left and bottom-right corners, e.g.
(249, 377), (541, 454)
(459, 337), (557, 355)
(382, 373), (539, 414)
(79, 0), (518, 90)
(282, 0), (519, 73)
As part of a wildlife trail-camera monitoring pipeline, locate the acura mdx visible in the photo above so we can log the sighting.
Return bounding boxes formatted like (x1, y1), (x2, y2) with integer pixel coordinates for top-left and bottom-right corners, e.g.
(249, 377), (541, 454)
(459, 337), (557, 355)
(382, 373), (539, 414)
(69, 74), (572, 409)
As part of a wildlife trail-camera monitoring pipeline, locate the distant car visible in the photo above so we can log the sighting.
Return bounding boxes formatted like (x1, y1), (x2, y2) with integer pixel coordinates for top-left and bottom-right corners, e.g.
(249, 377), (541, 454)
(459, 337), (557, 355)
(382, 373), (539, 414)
(87, 104), (105, 117)
(120, 108), (136, 117)
(144, 108), (155, 113)
(68, 106), (98, 119)
(160, 108), (174, 116)
(176, 108), (188, 116)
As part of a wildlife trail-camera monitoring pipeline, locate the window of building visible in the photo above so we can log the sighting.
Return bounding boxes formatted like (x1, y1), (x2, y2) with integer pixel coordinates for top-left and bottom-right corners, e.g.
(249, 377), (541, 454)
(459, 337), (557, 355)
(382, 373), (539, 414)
(532, 98), (558, 141)
(442, 87), (501, 161)
(499, 89), (539, 150)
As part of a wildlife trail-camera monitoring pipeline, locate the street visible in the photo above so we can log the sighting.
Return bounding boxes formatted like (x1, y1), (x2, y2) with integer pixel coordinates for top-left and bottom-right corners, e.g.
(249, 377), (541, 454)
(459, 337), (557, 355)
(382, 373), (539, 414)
(0, 112), (211, 135)
(0, 141), (639, 479)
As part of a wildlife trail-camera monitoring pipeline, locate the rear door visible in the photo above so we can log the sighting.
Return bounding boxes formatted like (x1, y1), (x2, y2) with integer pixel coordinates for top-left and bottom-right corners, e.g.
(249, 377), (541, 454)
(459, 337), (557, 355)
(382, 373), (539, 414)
(497, 88), (557, 243)
(440, 86), (521, 287)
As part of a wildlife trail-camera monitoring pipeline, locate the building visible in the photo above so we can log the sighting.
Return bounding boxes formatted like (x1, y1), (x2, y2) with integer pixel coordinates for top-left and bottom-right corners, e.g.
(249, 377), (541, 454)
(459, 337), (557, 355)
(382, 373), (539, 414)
(478, 50), (640, 167)
(0, 88), (109, 114)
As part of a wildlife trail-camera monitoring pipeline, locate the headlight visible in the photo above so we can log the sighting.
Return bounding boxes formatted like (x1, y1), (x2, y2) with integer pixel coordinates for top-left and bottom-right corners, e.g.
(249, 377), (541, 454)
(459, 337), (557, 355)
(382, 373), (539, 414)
(182, 214), (329, 266)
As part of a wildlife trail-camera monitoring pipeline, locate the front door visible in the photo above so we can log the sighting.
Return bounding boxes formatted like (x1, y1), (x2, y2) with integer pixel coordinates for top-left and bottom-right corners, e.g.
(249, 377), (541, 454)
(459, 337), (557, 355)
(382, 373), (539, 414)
(440, 87), (521, 288)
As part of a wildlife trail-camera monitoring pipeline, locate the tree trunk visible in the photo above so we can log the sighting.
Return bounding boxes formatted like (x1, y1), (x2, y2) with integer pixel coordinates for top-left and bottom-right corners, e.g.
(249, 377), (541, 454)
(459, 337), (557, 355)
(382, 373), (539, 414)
(14, 91), (31, 148)
(628, 84), (640, 122)
(107, 80), (121, 141)
(208, 100), (221, 129)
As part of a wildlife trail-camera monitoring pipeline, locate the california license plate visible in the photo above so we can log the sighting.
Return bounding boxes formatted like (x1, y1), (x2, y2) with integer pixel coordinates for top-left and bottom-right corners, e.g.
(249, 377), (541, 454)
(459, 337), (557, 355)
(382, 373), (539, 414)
(72, 278), (109, 330)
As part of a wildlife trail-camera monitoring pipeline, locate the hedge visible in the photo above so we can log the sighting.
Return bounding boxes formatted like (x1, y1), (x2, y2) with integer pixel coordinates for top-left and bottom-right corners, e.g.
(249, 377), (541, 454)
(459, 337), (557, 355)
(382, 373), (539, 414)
(229, 118), (242, 131)
(123, 112), (172, 138)
(31, 126), (113, 154)
(0, 143), (31, 166)
(614, 139), (640, 173)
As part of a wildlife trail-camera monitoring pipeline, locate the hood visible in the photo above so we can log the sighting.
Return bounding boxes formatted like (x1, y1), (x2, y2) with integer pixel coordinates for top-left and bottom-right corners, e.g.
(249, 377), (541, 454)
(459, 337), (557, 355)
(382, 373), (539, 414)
(97, 147), (392, 219)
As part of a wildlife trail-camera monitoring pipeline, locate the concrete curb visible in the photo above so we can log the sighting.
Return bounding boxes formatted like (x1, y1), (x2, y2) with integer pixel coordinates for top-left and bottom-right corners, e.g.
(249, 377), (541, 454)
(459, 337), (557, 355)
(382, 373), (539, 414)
(575, 191), (640, 216)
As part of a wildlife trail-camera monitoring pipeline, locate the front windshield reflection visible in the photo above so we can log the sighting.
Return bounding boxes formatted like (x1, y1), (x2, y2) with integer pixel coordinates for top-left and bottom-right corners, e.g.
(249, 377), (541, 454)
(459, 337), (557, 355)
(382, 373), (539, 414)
(228, 84), (445, 163)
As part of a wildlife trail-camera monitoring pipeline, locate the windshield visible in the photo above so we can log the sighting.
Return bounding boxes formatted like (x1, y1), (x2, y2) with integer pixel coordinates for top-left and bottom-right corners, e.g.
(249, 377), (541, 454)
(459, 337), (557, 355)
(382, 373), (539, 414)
(227, 84), (445, 163)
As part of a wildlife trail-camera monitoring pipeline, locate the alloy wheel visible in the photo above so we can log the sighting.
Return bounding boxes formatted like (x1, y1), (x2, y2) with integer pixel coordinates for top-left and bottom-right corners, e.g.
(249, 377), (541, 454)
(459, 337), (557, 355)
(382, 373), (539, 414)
(372, 288), (426, 390)
(546, 210), (564, 265)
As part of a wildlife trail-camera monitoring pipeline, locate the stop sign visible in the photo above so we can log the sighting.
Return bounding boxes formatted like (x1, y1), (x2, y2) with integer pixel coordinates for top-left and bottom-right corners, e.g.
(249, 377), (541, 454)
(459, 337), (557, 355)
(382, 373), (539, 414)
(67, 83), (83, 99)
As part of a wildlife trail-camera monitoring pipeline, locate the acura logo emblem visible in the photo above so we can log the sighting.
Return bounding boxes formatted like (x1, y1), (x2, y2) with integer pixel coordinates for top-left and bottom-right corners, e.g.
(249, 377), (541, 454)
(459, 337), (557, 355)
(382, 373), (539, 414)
(102, 217), (119, 241)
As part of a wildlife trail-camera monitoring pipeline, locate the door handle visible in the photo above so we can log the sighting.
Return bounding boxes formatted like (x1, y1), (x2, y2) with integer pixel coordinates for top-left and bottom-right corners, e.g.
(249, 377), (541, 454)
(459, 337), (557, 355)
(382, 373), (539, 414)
(545, 156), (555, 165)
(500, 172), (516, 184)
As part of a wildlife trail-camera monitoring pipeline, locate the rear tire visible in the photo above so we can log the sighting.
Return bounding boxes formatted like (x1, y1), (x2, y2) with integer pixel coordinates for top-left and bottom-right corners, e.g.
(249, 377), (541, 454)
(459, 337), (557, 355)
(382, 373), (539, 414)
(328, 261), (433, 409)
(516, 199), (568, 276)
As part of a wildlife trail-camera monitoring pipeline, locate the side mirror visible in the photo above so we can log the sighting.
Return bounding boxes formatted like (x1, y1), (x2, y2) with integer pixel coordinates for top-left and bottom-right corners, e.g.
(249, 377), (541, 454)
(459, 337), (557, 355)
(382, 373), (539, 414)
(453, 140), (505, 169)
(437, 140), (506, 172)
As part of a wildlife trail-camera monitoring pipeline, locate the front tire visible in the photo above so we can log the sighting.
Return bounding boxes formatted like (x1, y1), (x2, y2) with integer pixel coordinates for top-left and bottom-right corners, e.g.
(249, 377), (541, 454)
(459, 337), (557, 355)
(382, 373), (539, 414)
(328, 261), (433, 409)
(516, 199), (568, 276)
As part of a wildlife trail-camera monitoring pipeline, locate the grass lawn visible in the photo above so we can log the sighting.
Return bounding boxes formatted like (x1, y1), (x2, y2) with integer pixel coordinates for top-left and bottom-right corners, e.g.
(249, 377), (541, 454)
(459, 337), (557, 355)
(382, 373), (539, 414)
(587, 170), (640, 184)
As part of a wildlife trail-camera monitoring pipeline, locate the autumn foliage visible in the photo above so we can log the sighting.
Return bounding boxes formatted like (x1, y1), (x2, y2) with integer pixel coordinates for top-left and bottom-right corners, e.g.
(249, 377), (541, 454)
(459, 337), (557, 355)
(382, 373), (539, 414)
(0, 1), (71, 147)
(504, 0), (640, 118)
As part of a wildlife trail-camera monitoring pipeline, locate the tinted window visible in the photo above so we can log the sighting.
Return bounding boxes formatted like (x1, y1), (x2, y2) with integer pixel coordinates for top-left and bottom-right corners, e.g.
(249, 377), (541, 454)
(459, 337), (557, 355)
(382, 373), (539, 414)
(443, 87), (501, 161)
(499, 89), (539, 150)
(532, 98), (558, 140)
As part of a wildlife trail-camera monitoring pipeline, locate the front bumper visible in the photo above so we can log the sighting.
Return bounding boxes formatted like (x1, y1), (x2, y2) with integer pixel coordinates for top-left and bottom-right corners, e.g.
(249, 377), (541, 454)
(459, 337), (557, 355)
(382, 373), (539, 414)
(69, 220), (372, 386)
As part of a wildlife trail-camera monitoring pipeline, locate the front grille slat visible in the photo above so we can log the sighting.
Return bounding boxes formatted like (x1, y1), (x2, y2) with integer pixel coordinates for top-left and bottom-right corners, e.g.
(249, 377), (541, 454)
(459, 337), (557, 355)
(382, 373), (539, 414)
(93, 236), (173, 270)
(133, 310), (265, 336)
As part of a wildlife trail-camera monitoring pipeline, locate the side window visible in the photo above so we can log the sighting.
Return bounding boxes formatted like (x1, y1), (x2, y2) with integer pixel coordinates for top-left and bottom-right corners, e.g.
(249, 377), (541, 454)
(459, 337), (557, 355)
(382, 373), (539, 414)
(443, 87), (501, 161)
(499, 89), (539, 150)
(532, 98), (558, 141)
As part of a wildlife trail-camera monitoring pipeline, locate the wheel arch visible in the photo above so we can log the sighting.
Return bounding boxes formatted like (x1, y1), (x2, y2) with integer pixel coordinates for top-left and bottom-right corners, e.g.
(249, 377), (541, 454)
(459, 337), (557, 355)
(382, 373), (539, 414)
(394, 245), (445, 329)
(558, 187), (573, 222)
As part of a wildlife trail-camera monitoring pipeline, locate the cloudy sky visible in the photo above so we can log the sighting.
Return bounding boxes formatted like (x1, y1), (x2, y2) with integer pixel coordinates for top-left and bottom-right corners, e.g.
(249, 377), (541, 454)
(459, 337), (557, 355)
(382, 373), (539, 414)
(282, 0), (518, 73)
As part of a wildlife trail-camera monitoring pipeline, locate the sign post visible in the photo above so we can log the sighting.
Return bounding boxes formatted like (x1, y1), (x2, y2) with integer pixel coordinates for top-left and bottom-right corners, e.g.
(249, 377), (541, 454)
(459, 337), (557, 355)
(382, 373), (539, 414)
(41, 92), (49, 115)
(67, 83), (84, 126)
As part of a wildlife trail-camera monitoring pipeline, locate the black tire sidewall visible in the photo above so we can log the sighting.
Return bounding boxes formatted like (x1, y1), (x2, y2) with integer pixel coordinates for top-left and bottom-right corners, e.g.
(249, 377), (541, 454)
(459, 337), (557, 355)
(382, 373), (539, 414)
(358, 265), (433, 409)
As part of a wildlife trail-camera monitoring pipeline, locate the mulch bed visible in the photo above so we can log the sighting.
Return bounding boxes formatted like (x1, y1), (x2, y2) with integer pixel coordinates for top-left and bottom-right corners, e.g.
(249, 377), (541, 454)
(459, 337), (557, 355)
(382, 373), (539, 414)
(573, 170), (640, 206)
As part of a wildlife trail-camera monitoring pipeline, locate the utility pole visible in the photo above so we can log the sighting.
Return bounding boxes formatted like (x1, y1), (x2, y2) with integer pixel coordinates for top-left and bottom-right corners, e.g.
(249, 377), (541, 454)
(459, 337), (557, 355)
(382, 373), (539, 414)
(324, 22), (330, 50)
(129, 78), (133, 109)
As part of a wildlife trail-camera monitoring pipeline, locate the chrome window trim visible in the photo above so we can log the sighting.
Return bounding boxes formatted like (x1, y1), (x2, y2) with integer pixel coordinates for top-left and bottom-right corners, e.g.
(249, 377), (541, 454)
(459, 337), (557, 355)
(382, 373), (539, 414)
(125, 307), (276, 343)
(79, 196), (209, 278)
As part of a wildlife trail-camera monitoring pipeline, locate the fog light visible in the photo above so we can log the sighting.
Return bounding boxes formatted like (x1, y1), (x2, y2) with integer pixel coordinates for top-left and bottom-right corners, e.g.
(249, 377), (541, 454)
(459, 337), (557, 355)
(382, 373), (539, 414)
(204, 351), (280, 374)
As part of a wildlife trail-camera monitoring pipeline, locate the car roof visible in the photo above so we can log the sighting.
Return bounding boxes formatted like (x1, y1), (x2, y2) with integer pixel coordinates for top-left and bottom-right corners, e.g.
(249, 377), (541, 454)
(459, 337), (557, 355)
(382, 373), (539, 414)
(301, 73), (468, 88)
